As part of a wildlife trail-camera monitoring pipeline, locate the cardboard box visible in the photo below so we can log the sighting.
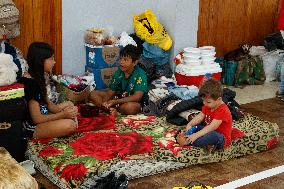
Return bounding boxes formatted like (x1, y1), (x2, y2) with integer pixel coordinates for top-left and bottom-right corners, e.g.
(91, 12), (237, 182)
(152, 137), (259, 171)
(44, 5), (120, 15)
(85, 65), (118, 89)
(85, 43), (121, 69)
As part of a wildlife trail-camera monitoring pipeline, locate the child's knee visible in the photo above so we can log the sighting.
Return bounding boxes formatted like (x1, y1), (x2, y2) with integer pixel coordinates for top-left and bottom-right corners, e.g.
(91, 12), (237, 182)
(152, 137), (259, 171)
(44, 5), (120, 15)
(120, 103), (141, 115)
(66, 119), (77, 133)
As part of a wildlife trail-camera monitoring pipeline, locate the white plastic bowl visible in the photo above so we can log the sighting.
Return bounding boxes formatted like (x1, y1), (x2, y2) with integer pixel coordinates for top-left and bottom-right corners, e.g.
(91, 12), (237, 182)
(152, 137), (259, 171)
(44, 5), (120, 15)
(202, 55), (215, 60)
(199, 46), (216, 54)
(183, 59), (202, 65)
(202, 58), (216, 64)
(184, 47), (201, 54)
(201, 51), (216, 57)
(184, 55), (201, 61)
(183, 52), (201, 58)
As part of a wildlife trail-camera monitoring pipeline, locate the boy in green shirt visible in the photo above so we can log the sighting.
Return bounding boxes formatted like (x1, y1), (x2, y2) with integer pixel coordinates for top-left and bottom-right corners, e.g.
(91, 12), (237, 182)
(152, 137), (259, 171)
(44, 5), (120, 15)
(90, 44), (148, 115)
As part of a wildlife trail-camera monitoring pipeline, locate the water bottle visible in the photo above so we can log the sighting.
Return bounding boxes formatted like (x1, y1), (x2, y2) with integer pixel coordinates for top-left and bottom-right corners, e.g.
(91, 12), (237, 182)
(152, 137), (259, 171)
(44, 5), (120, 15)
(185, 125), (198, 136)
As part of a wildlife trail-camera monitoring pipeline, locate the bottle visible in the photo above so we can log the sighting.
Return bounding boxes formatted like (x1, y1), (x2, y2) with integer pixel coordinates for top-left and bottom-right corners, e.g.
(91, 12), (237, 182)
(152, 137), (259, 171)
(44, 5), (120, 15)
(185, 125), (198, 136)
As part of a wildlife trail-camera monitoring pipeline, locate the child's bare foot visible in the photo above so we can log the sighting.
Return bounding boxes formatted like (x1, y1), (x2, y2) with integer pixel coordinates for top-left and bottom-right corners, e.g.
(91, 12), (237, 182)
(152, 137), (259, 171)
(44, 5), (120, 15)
(109, 108), (118, 116)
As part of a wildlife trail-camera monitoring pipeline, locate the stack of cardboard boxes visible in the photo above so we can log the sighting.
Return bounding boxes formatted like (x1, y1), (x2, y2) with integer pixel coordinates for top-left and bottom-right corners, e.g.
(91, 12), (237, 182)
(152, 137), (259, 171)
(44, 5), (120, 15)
(85, 43), (121, 89)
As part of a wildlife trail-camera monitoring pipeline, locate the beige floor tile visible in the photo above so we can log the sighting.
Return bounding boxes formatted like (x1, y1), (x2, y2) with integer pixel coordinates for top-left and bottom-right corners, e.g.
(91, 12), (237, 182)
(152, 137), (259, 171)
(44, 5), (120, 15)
(227, 81), (279, 104)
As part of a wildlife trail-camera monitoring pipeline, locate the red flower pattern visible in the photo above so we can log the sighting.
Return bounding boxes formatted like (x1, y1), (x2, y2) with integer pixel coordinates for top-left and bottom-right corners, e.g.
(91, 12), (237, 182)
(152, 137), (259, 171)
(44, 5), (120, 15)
(267, 137), (278, 149)
(69, 132), (153, 160)
(231, 128), (246, 141)
(54, 164), (62, 174)
(32, 137), (52, 144)
(120, 115), (156, 128)
(60, 163), (87, 182)
(158, 130), (192, 156)
(76, 114), (116, 132)
(39, 146), (63, 157)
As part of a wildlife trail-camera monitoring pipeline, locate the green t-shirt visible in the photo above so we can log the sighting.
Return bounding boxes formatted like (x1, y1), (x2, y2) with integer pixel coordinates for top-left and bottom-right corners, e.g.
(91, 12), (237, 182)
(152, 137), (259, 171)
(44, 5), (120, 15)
(110, 65), (148, 105)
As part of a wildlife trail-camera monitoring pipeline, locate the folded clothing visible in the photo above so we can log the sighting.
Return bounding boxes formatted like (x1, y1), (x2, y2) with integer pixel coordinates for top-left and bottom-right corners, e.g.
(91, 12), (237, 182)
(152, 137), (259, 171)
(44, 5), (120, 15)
(0, 83), (24, 101)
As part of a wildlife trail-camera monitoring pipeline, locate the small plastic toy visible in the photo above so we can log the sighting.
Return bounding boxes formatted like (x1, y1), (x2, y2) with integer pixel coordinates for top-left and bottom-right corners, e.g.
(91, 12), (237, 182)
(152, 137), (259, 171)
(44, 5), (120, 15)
(185, 126), (198, 136)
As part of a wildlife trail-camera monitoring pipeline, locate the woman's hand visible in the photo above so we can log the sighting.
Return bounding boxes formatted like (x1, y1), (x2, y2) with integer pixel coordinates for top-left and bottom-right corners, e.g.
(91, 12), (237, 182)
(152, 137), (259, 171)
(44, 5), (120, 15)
(59, 101), (74, 111)
(62, 106), (78, 119)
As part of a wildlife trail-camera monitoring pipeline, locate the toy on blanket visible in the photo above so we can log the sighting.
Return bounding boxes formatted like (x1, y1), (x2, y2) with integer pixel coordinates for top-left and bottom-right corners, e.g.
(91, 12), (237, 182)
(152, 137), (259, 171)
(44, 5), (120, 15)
(175, 126), (198, 146)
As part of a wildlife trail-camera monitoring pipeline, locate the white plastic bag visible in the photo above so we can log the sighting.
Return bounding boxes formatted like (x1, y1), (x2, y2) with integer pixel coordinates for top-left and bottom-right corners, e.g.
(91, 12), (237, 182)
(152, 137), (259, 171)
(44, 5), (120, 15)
(261, 50), (282, 82)
(0, 53), (18, 86)
(118, 32), (137, 47)
(249, 46), (267, 56)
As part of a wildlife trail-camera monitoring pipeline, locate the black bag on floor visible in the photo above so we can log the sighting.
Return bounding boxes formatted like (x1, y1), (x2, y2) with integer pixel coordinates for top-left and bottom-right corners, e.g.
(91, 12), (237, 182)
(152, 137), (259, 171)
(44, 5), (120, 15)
(91, 172), (128, 189)
(0, 97), (27, 122)
(264, 31), (284, 51)
(0, 120), (27, 162)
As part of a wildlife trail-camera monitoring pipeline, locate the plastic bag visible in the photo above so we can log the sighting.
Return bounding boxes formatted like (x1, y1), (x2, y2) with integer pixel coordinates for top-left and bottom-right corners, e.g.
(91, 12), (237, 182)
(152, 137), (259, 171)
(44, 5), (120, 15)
(261, 51), (281, 82)
(264, 32), (284, 51)
(133, 9), (172, 51)
(118, 32), (137, 47)
(0, 53), (18, 86)
(249, 46), (267, 56)
(84, 28), (105, 46)
(275, 54), (284, 81)
(0, 0), (20, 39)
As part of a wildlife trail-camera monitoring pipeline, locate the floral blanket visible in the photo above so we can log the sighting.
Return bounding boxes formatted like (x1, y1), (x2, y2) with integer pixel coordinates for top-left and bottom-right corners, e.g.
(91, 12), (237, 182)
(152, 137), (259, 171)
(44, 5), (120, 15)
(26, 113), (279, 189)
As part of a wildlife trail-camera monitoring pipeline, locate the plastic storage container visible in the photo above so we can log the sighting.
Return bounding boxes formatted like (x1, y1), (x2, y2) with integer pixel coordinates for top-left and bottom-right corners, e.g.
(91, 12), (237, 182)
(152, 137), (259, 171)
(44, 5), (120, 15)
(175, 63), (222, 87)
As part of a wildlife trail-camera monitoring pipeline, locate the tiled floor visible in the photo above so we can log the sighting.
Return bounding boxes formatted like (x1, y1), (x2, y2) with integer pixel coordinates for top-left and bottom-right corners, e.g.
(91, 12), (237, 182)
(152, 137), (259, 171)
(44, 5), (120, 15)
(228, 81), (279, 105)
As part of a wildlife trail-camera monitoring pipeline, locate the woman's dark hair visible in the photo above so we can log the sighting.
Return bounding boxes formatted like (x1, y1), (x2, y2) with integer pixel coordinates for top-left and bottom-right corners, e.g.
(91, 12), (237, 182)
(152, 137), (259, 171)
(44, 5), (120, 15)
(119, 44), (141, 62)
(198, 78), (223, 100)
(27, 42), (54, 103)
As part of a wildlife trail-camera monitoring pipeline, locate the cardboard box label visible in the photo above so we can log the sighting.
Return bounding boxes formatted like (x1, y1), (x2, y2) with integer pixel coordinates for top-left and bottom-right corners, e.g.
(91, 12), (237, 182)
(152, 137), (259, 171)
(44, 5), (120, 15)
(102, 47), (120, 66)
(86, 45), (120, 69)
(101, 67), (118, 86)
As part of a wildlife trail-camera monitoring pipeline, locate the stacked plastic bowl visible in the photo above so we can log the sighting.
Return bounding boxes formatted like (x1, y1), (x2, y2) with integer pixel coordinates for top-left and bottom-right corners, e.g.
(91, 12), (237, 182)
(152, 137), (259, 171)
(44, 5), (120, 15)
(183, 47), (201, 66)
(199, 46), (216, 64)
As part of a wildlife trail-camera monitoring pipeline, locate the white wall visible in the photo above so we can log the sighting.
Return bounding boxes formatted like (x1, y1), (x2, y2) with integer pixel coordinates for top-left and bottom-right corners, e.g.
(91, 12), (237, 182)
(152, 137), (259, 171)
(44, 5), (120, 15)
(62, 0), (199, 75)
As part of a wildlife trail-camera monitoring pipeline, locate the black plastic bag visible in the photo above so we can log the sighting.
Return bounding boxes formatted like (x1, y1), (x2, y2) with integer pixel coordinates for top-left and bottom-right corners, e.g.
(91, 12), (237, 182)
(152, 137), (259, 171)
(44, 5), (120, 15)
(91, 172), (128, 189)
(264, 32), (284, 51)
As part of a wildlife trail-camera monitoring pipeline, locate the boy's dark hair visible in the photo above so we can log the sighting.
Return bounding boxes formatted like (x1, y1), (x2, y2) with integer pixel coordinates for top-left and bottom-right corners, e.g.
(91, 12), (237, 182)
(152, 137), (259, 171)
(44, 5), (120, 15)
(119, 44), (141, 62)
(198, 78), (223, 100)
(27, 42), (54, 103)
